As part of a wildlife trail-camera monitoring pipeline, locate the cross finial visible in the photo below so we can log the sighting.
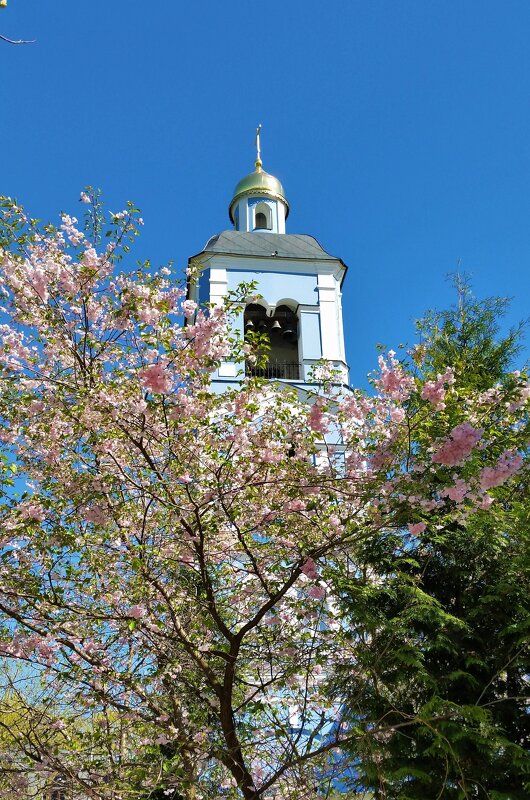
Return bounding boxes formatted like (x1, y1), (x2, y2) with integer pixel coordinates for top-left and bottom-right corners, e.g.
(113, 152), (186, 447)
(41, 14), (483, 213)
(255, 123), (262, 171)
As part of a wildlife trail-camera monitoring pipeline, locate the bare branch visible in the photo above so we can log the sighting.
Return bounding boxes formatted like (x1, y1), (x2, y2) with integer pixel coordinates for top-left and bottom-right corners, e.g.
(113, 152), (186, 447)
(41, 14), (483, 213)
(0, 34), (35, 44)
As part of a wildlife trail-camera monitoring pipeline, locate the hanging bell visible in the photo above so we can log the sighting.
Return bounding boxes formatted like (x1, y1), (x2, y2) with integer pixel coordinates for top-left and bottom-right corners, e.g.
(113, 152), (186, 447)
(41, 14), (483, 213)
(282, 327), (295, 339)
(245, 319), (254, 329)
(271, 319), (282, 330)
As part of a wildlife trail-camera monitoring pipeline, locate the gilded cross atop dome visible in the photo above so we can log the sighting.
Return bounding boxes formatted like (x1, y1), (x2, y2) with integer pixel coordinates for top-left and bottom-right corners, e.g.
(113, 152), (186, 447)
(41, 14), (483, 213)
(255, 123), (263, 171)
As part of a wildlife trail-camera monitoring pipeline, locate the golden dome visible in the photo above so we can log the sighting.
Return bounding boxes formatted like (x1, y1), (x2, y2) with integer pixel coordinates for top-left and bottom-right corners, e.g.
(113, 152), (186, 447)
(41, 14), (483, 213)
(229, 165), (289, 224)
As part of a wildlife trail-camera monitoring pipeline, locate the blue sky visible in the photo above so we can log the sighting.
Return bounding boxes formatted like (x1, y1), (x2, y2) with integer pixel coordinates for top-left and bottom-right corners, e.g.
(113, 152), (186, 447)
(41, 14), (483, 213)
(2, 1), (529, 384)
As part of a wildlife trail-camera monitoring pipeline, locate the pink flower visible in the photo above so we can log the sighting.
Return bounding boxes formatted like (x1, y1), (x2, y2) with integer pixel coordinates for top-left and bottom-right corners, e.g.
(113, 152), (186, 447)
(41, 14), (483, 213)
(35, 638), (56, 661)
(432, 423), (483, 467)
(441, 478), (470, 503)
(421, 367), (454, 411)
(31, 269), (49, 302)
(390, 406), (406, 423)
(84, 506), (108, 525)
(20, 503), (45, 522)
(377, 352), (415, 401)
(308, 585), (326, 599)
(83, 246), (100, 269)
(301, 557), (319, 580)
(137, 306), (161, 326)
(479, 450), (523, 490)
(139, 363), (172, 394)
(308, 399), (328, 435)
(408, 522), (427, 535)
(479, 494), (493, 510)
(128, 605), (147, 619)
(260, 450), (282, 464)
(181, 299), (197, 319)
(283, 499), (306, 512)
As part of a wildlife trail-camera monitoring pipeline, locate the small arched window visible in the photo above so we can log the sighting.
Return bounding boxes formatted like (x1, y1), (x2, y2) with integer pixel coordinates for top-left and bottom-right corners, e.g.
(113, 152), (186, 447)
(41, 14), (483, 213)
(254, 203), (272, 230)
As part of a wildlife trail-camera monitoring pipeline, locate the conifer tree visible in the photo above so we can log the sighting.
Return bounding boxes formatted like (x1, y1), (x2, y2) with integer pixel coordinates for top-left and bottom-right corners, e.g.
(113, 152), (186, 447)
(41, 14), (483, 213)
(334, 278), (530, 799)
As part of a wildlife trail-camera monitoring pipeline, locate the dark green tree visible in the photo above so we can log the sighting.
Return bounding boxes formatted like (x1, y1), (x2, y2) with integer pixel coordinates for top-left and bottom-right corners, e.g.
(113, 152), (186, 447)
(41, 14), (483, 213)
(333, 279), (530, 799)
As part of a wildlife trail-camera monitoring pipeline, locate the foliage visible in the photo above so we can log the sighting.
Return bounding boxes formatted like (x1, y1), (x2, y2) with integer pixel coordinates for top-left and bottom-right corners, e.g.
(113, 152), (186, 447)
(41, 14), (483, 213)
(0, 196), (527, 799)
(334, 279), (529, 798)
(418, 273), (527, 388)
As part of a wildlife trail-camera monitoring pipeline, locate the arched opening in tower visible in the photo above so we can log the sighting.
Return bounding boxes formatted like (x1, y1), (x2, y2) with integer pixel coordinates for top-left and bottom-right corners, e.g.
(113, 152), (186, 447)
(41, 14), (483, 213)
(244, 303), (300, 379)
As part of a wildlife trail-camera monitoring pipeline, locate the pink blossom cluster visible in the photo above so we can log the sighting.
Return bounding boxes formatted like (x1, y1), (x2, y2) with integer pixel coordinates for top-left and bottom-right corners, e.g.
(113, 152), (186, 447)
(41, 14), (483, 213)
(128, 605), (147, 619)
(377, 351), (415, 401)
(283, 499), (306, 513)
(0, 633), (57, 663)
(341, 394), (372, 427)
(432, 422), (483, 467)
(137, 305), (162, 326)
(478, 386), (503, 406)
(408, 522), (427, 535)
(479, 449), (524, 490)
(20, 502), (46, 522)
(345, 450), (369, 479)
(138, 362), (172, 394)
(300, 557), (318, 580)
(82, 245), (100, 270)
(308, 398), (328, 435)
(389, 405), (406, 423)
(60, 213), (85, 246)
(421, 367), (455, 411)
(181, 299), (197, 319)
(183, 306), (229, 362)
(371, 444), (392, 470)
(440, 478), (470, 503)
(0, 326), (31, 371)
(307, 585), (326, 599)
(84, 505), (109, 525)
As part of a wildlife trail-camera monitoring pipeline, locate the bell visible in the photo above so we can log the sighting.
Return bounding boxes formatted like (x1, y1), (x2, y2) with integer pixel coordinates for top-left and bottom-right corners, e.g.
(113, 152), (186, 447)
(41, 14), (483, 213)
(271, 319), (281, 330)
(245, 319), (254, 329)
(282, 327), (295, 339)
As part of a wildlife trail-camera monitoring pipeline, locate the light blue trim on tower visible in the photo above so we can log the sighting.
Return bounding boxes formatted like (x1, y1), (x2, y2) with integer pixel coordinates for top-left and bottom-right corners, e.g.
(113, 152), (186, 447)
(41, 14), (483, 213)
(226, 269), (317, 306)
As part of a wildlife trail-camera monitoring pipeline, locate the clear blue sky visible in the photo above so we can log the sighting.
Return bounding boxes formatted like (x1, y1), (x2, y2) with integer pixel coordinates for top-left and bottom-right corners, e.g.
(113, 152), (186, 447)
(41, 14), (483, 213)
(2, 1), (529, 384)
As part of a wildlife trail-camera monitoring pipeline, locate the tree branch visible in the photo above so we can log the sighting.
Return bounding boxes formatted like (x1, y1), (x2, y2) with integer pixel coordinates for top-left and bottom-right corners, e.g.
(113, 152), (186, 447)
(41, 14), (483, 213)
(0, 34), (35, 44)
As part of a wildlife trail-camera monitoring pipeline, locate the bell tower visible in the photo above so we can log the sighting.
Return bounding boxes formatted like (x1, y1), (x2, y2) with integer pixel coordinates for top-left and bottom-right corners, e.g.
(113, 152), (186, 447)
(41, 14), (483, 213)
(189, 128), (350, 390)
